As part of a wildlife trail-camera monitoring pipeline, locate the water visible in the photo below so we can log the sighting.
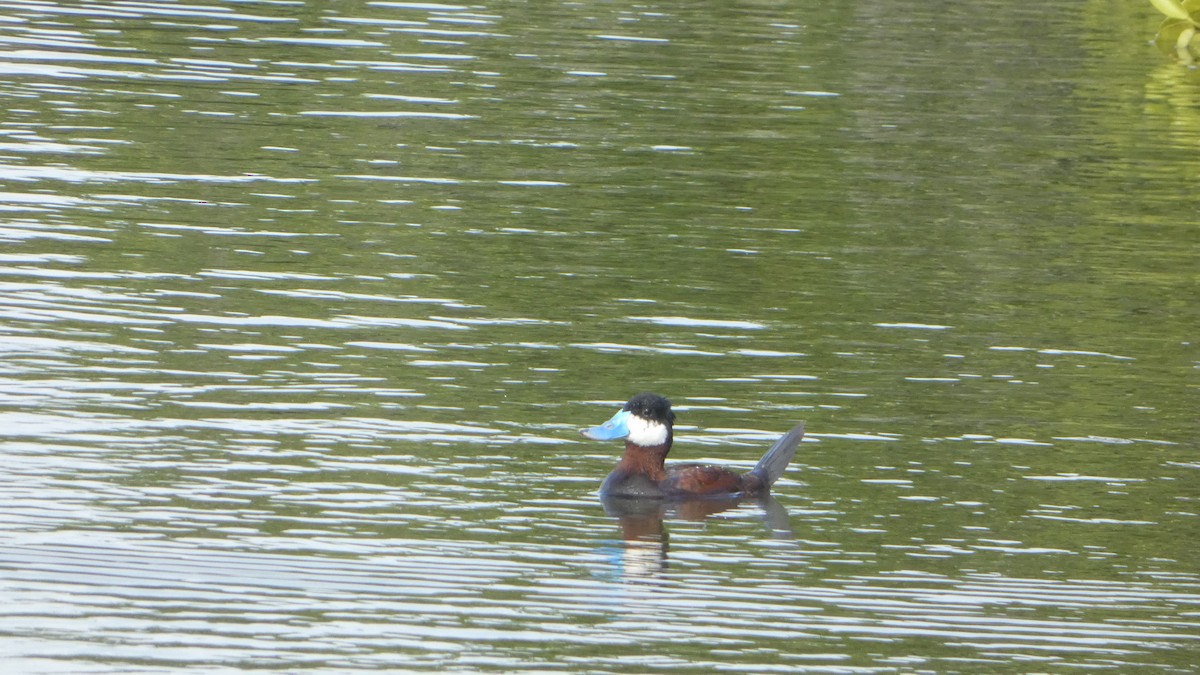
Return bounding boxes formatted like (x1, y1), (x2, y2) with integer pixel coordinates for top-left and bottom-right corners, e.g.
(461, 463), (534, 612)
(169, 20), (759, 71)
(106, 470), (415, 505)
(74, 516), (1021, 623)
(0, 1), (1196, 672)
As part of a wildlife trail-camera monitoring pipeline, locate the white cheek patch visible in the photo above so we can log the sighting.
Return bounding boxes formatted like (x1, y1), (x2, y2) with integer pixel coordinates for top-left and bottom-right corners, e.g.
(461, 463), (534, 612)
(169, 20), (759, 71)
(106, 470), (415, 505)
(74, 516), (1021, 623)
(626, 414), (669, 447)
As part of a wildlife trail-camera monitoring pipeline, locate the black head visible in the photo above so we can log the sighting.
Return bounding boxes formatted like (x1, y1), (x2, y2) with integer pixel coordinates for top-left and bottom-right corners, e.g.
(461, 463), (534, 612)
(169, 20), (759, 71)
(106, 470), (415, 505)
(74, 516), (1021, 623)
(622, 392), (675, 428)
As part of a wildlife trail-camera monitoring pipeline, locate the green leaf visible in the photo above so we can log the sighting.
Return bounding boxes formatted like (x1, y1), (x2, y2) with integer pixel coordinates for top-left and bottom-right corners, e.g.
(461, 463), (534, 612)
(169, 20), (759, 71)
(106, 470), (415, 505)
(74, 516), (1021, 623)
(1151, 0), (1192, 20)
(1155, 18), (1190, 54)
(1155, 18), (1200, 58)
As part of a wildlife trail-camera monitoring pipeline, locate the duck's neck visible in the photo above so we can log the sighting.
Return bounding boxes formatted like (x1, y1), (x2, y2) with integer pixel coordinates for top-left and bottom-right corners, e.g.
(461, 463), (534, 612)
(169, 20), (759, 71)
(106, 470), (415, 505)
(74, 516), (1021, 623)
(615, 436), (672, 481)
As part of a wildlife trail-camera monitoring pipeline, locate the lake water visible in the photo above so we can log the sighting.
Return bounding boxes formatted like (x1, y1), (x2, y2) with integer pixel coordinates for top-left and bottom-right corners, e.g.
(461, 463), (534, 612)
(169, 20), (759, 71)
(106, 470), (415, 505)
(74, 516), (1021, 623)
(0, 1), (1196, 672)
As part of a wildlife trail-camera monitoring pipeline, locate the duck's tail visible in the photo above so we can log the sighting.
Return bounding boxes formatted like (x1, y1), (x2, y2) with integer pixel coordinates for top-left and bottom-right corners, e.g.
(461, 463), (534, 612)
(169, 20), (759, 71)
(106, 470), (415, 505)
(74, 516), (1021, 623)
(749, 423), (806, 489)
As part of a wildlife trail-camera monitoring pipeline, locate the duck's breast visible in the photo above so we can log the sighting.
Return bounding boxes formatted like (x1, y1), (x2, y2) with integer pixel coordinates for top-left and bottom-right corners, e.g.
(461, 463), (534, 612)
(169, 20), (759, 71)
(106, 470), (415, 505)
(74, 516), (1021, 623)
(600, 468), (665, 498)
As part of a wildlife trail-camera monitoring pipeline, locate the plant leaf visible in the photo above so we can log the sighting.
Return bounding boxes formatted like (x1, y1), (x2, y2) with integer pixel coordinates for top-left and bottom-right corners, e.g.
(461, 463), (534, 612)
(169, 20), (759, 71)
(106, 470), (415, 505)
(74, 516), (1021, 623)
(1155, 18), (1187, 54)
(1151, 0), (1192, 20)
(1155, 18), (1198, 55)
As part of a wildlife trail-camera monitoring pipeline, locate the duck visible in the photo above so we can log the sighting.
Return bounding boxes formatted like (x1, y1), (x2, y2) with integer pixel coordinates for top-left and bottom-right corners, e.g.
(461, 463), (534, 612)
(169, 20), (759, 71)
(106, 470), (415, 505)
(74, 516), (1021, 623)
(581, 392), (805, 499)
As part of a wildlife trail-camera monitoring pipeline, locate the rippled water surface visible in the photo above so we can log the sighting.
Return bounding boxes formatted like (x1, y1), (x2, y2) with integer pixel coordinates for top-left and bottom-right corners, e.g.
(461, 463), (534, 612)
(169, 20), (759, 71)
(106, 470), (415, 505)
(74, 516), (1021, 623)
(1, 1), (1196, 672)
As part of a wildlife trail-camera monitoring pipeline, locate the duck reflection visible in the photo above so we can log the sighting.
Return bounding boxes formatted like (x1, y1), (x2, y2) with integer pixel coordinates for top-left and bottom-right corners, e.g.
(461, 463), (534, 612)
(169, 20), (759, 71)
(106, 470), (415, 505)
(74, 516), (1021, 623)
(601, 493), (794, 581)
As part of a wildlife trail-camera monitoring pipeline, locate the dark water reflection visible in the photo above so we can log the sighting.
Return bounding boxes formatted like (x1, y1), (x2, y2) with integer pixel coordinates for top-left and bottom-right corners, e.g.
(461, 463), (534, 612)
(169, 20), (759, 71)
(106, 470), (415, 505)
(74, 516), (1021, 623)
(601, 494), (796, 581)
(0, 0), (1197, 672)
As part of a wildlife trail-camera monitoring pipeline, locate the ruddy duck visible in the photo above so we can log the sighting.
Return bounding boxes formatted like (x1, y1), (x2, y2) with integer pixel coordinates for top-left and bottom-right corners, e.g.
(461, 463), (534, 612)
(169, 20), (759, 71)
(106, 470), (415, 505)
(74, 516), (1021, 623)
(582, 392), (805, 498)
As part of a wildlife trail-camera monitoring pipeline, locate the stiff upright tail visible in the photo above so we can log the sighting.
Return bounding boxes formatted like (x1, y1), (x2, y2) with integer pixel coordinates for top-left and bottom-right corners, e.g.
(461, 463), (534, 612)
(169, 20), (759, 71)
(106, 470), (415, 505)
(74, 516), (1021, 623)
(750, 423), (806, 488)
